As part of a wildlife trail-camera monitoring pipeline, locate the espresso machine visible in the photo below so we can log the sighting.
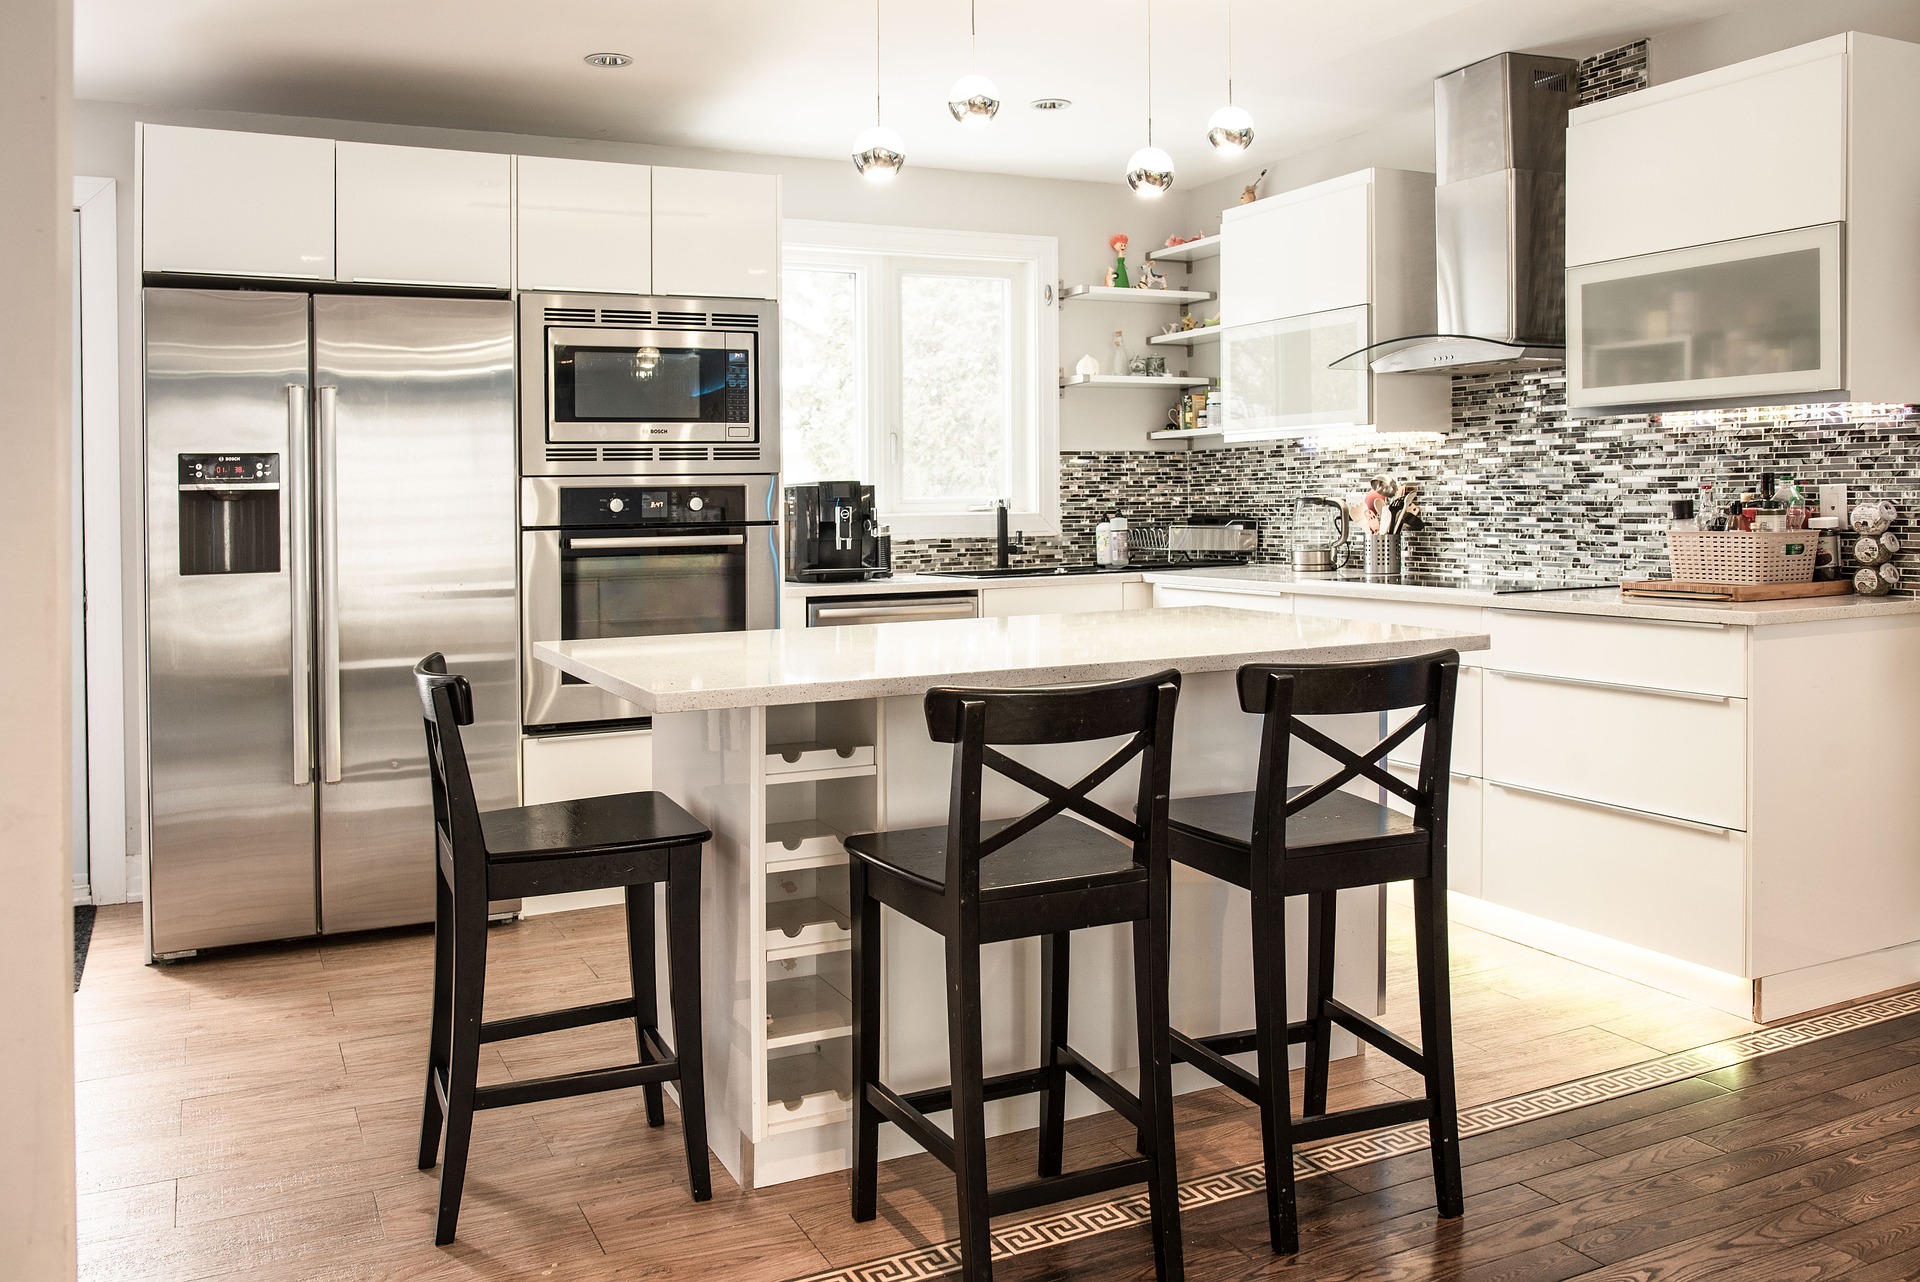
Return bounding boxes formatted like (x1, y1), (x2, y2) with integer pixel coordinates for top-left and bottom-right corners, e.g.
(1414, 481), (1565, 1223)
(784, 481), (892, 581)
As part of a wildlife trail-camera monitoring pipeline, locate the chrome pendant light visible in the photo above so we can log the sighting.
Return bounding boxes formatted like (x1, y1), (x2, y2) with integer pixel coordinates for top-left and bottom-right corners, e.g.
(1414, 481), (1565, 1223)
(1206, 0), (1254, 153)
(947, 0), (1001, 125)
(852, 0), (905, 182)
(1125, 0), (1174, 196)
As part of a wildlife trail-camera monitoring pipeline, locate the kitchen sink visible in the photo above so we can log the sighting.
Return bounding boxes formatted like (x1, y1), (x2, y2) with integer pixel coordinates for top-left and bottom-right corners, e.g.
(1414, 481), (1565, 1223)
(923, 560), (1249, 579)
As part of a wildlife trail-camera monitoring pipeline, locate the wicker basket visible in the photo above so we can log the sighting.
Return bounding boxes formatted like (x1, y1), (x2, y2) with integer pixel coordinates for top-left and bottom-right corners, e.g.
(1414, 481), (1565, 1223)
(1668, 529), (1818, 584)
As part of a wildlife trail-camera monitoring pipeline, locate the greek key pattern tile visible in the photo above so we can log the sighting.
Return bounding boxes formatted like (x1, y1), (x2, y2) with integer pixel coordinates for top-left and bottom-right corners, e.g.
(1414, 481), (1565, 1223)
(785, 986), (1920, 1282)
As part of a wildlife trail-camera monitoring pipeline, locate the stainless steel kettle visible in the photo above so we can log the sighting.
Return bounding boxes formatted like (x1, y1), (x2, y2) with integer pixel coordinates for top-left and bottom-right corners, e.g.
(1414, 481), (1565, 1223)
(1292, 496), (1351, 573)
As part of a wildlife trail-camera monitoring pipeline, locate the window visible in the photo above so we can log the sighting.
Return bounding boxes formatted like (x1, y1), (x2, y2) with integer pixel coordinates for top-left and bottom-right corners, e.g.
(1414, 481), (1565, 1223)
(781, 221), (1058, 538)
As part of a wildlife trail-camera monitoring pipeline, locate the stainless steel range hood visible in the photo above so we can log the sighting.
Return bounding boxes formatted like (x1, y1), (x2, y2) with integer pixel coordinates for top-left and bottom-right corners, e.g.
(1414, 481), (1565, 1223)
(1335, 52), (1577, 375)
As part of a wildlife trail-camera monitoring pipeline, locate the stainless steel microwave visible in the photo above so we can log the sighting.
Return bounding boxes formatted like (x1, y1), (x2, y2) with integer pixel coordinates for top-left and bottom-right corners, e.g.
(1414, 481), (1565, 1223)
(518, 291), (781, 476)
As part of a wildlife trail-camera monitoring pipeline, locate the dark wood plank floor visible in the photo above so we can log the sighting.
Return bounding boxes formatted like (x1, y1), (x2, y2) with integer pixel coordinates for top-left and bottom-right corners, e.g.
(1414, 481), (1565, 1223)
(985, 1009), (1920, 1282)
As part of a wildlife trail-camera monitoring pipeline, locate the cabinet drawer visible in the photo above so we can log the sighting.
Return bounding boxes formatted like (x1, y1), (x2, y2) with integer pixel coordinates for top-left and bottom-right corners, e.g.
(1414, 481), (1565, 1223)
(1150, 584), (1291, 613)
(1483, 670), (1746, 829)
(1290, 595), (1488, 658)
(979, 580), (1125, 618)
(1389, 763), (1482, 898)
(1489, 609), (1745, 696)
(1386, 665), (1481, 777)
(1481, 781), (1746, 975)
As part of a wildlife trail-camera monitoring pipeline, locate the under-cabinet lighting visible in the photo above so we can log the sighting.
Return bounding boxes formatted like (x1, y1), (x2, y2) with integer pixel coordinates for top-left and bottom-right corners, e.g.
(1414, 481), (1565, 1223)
(1658, 402), (1915, 430)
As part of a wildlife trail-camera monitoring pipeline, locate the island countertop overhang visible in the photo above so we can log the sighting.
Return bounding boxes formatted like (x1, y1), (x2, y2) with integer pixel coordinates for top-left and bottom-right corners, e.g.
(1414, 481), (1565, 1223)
(533, 604), (1492, 713)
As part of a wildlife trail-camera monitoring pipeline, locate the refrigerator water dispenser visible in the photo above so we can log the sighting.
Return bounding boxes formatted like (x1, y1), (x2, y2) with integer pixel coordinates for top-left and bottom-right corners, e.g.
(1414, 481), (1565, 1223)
(177, 452), (281, 575)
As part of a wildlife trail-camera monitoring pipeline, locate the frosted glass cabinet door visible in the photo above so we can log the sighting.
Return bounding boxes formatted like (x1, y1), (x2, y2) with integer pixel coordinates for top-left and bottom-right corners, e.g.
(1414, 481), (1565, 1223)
(1220, 305), (1371, 436)
(1568, 223), (1843, 409)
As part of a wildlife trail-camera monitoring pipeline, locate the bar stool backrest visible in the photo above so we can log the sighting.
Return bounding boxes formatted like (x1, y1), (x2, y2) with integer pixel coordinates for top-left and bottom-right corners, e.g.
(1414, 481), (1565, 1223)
(922, 668), (1183, 904)
(414, 653), (486, 884)
(1235, 652), (1461, 850)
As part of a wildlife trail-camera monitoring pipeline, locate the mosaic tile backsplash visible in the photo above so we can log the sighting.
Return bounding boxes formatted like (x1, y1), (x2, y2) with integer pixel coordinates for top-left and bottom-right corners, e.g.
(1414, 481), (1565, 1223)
(895, 39), (1920, 595)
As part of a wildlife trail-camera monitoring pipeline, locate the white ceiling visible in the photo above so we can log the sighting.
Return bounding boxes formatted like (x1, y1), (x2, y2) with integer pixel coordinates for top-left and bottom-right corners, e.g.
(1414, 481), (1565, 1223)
(74, 0), (1760, 184)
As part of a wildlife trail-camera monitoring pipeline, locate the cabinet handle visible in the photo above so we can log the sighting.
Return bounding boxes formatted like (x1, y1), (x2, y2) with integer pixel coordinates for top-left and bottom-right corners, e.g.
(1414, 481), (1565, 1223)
(1488, 780), (1736, 837)
(1489, 669), (1731, 704)
(1503, 607), (1728, 631)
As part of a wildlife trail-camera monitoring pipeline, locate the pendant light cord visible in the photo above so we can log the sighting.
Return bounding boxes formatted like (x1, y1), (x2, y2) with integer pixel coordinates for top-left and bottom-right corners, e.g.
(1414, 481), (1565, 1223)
(1145, 0), (1154, 146)
(1225, 0), (1234, 105)
(874, 0), (883, 126)
(970, 0), (978, 70)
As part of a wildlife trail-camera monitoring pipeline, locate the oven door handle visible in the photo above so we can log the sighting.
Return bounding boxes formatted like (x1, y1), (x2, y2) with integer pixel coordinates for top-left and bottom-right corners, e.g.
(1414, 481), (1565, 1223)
(565, 534), (747, 551)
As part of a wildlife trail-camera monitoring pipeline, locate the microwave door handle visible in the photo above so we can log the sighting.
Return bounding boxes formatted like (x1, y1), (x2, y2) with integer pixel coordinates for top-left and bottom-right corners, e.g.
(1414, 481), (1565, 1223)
(286, 384), (313, 786)
(564, 534), (748, 550)
(316, 385), (343, 785)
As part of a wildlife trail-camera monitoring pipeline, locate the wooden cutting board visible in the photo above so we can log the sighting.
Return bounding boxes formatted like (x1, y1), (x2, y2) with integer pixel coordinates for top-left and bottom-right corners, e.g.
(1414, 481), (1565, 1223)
(1619, 578), (1853, 602)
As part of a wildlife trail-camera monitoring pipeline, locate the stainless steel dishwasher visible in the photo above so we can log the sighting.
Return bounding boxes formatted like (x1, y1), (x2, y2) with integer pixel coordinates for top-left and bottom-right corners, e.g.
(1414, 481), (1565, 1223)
(804, 592), (980, 627)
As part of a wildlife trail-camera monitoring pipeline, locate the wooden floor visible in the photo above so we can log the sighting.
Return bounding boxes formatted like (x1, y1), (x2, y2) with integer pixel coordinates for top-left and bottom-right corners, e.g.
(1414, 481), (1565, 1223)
(73, 898), (1773, 1281)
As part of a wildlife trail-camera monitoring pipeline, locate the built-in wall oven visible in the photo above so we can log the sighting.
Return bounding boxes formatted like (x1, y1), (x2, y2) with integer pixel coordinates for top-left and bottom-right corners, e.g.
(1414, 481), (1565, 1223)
(519, 292), (780, 476)
(521, 475), (779, 732)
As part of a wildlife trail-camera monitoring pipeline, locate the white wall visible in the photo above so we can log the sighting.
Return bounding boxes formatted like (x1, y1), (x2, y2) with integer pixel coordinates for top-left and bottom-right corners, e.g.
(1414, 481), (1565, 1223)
(1653, 0), (1920, 82)
(1, 0), (80, 1276)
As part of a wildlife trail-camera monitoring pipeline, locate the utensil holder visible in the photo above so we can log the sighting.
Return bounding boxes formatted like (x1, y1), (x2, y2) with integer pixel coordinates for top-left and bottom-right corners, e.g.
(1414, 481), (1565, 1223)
(1363, 532), (1402, 578)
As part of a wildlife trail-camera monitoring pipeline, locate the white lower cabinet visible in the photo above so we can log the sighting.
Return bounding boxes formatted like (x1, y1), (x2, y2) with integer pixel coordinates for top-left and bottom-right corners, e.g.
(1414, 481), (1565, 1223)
(979, 580), (1128, 618)
(1481, 780), (1746, 975)
(522, 729), (652, 803)
(1152, 584), (1292, 613)
(1389, 763), (1482, 899)
(1489, 610), (1746, 697)
(1481, 670), (1747, 830)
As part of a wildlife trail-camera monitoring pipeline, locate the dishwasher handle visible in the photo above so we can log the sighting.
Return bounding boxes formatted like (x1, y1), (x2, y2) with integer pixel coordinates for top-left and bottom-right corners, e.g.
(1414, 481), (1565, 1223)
(811, 600), (980, 624)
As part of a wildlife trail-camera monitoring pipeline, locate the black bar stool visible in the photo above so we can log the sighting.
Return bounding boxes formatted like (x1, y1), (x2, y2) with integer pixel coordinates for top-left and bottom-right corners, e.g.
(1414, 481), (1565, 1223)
(844, 670), (1187, 1282)
(412, 653), (712, 1245)
(1165, 652), (1463, 1256)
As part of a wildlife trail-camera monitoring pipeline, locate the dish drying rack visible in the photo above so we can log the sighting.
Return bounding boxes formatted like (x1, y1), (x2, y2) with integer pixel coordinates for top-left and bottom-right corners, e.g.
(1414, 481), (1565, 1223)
(1126, 523), (1259, 560)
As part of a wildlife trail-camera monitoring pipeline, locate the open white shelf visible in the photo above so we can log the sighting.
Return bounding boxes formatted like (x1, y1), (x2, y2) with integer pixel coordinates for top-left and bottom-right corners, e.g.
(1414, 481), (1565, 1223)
(766, 1038), (853, 1131)
(765, 741), (876, 783)
(1059, 285), (1215, 305)
(765, 819), (848, 873)
(765, 974), (852, 1049)
(1148, 327), (1222, 348)
(1148, 427), (1225, 441)
(1146, 235), (1222, 264)
(1061, 374), (1212, 390)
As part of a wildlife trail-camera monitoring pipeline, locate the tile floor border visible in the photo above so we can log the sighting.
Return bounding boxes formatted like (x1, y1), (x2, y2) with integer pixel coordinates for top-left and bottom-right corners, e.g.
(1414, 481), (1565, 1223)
(788, 986), (1920, 1282)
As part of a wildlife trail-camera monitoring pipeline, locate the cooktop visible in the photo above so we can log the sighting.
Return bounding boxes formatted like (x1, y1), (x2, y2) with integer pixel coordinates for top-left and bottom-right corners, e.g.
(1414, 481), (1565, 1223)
(1322, 573), (1609, 595)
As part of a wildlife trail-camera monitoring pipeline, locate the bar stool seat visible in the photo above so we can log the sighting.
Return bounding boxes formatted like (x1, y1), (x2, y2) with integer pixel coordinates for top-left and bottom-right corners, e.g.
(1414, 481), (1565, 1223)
(1168, 788), (1425, 880)
(848, 814), (1143, 900)
(481, 793), (701, 865)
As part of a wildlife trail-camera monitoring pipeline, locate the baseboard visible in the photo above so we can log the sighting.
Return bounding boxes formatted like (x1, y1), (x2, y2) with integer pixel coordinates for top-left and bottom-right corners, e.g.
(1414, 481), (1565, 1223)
(72, 884), (92, 906)
(1756, 944), (1920, 1022)
(1438, 891), (1756, 1020)
(519, 888), (626, 917)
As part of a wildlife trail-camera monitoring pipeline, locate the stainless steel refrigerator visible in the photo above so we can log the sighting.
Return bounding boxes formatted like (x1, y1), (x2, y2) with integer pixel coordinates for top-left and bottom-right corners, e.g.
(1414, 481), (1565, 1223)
(144, 289), (518, 957)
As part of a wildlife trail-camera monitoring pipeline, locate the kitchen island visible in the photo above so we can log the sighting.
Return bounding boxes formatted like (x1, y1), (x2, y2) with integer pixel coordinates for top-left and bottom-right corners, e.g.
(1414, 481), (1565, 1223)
(537, 606), (1490, 1188)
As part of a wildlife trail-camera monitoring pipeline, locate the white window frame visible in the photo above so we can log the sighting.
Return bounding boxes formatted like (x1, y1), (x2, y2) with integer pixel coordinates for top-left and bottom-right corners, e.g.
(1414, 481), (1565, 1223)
(782, 219), (1059, 539)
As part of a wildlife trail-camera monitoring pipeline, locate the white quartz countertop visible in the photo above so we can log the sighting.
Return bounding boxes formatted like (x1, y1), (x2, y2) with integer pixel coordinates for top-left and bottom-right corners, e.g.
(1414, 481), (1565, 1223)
(1143, 565), (1920, 627)
(535, 606), (1491, 712)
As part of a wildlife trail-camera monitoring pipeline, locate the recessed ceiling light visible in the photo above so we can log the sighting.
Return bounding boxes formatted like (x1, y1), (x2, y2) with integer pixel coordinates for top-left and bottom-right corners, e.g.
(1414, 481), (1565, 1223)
(1030, 97), (1072, 111)
(583, 52), (633, 68)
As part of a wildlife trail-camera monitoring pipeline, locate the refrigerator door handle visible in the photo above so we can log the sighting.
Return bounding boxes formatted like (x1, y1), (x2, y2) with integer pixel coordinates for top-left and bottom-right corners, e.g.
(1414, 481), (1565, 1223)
(287, 384), (313, 786)
(316, 384), (343, 785)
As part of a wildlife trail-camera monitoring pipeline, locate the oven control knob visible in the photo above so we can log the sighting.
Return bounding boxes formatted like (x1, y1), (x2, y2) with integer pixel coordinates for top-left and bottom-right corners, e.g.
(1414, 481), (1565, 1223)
(689, 496), (705, 511)
(608, 497), (625, 513)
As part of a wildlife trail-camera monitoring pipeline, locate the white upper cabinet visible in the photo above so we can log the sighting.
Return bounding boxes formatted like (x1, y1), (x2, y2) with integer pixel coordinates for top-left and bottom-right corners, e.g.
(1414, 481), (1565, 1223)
(516, 156), (652, 294)
(335, 142), (512, 288)
(1567, 44), (1847, 267)
(1221, 174), (1371, 326)
(1216, 168), (1446, 435)
(1565, 32), (1920, 410)
(141, 125), (335, 279)
(652, 167), (779, 299)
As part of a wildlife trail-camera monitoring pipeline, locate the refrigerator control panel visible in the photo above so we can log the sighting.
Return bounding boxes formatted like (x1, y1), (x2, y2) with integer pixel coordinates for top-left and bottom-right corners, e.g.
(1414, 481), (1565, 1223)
(558, 485), (749, 526)
(178, 453), (279, 488)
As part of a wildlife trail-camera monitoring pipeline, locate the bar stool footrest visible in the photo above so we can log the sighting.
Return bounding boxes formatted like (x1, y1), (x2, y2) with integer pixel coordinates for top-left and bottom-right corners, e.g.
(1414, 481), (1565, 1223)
(480, 997), (640, 1044)
(986, 1156), (1155, 1219)
(1323, 997), (1427, 1072)
(901, 1066), (1052, 1117)
(1057, 1044), (1142, 1129)
(1291, 1097), (1434, 1144)
(869, 1082), (956, 1167)
(475, 1059), (678, 1111)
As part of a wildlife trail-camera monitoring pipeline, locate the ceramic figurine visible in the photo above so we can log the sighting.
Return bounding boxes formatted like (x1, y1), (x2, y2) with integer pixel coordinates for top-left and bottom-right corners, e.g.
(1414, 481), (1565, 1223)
(1108, 328), (1128, 376)
(1074, 353), (1101, 377)
(1238, 168), (1268, 204)
(1103, 265), (1116, 287)
(1139, 261), (1167, 290)
(1108, 233), (1130, 288)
